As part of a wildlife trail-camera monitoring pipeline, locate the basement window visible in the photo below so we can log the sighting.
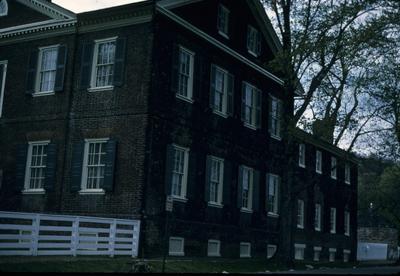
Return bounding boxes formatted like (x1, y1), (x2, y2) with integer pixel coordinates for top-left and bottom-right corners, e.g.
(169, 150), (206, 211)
(294, 243), (306, 260)
(169, 237), (184, 256)
(207, 239), (221, 257)
(240, 242), (251, 258)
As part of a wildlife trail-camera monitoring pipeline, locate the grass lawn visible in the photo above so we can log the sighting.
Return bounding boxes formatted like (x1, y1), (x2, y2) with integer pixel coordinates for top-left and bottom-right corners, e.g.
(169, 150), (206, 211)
(0, 256), (363, 273)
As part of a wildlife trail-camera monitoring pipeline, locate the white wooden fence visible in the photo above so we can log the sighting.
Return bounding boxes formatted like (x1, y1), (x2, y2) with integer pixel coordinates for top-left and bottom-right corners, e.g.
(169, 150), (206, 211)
(0, 211), (140, 257)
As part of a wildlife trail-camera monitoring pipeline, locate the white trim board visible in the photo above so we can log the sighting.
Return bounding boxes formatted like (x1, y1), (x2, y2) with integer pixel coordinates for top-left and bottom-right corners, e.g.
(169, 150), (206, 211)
(16, 0), (76, 20)
(156, 4), (284, 86)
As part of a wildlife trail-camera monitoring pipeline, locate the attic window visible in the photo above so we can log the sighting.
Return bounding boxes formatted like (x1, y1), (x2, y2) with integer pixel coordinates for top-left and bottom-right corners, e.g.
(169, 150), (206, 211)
(0, 0), (8, 16)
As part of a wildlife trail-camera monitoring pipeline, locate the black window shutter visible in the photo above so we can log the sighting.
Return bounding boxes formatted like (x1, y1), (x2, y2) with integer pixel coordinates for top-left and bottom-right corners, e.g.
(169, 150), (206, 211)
(44, 143), (57, 192)
(187, 151), (197, 200)
(209, 65), (216, 109)
(256, 31), (262, 56)
(278, 100), (283, 137)
(204, 155), (212, 202)
(0, 65), (4, 93)
(103, 139), (117, 192)
(15, 144), (28, 192)
(54, 45), (67, 92)
(241, 83), (246, 122)
(237, 165), (243, 208)
(223, 160), (232, 205)
(113, 37), (126, 87)
(277, 176), (281, 213)
(265, 173), (270, 212)
(253, 170), (260, 211)
(164, 144), (174, 195)
(79, 42), (94, 90)
(227, 73), (234, 116)
(268, 95), (273, 134)
(26, 50), (38, 95)
(170, 44), (180, 94)
(255, 88), (262, 129)
(71, 142), (85, 192)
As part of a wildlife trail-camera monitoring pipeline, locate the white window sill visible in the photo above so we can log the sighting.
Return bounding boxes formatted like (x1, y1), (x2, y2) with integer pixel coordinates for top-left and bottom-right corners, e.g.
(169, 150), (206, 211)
(267, 212), (279, 218)
(330, 231), (336, 234)
(169, 252), (184, 256)
(316, 171), (322, 174)
(208, 253), (221, 257)
(331, 176), (337, 180)
(22, 189), (45, 195)
(345, 233), (350, 237)
(248, 50), (259, 57)
(176, 94), (194, 104)
(315, 228), (321, 232)
(208, 202), (223, 208)
(213, 110), (228, 118)
(87, 86), (114, 93)
(299, 164), (306, 169)
(32, 91), (55, 97)
(297, 225), (304, 229)
(270, 134), (282, 141)
(171, 196), (188, 203)
(345, 182), (351, 185)
(243, 122), (257, 131)
(79, 189), (105, 195)
(218, 31), (229, 39)
(240, 208), (253, 214)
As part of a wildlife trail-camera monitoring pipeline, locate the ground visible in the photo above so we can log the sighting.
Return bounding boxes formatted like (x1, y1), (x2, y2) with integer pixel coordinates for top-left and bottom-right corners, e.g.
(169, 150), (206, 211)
(0, 256), (398, 273)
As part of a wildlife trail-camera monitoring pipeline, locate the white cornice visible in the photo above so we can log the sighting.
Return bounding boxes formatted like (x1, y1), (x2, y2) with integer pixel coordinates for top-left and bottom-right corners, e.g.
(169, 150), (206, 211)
(16, 0), (76, 20)
(156, 4), (284, 86)
(157, 0), (203, 9)
(0, 19), (76, 40)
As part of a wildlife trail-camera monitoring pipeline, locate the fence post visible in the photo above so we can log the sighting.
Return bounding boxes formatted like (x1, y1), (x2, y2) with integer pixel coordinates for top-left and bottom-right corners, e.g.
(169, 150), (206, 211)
(132, 221), (141, 258)
(31, 214), (40, 256)
(71, 217), (79, 257)
(109, 219), (117, 258)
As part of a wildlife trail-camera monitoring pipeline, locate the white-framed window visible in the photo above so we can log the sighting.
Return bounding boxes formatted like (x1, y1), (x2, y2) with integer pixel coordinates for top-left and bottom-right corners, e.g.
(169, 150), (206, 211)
(330, 207), (336, 234)
(81, 138), (109, 193)
(217, 4), (229, 38)
(169, 237), (184, 256)
(240, 242), (251, 258)
(343, 249), (350, 262)
(35, 45), (59, 94)
(329, 248), (336, 262)
(269, 96), (282, 139)
(23, 141), (49, 193)
(297, 199), (305, 229)
(171, 145), (189, 200)
(211, 65), (229, 116)
(331, 157), (337, 179)
(344, 211), (350, 236)
(90, 37), (117, 90)
(267, 174), (279, 216)
(247, 25), (261, 57)
(314, 204), (322, 231)
(239, 165), (254, 212)
(0, 0), (8, 17)
(242, 82), (261, 129)
(0, 60), (7, 118)
(207, 239), (221, 257)
(177, 46), (194, 102)
(267, 244), (277, 259)
(345, 163), (351, 184)
(313, 246), (322, 261)
(294, 244), (306, 260)
(298, 143), (306, 168)
(208, 156), (224, 206)
(316, 150), (322, 174)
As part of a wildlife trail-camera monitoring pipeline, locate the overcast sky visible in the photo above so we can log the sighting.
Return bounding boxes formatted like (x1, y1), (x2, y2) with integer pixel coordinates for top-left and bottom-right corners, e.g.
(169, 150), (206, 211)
(53, 0), (144, 13)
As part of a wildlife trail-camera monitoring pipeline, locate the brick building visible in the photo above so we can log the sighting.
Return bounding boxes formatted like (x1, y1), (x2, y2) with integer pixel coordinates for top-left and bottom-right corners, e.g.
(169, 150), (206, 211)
(0, 0), (358, 262)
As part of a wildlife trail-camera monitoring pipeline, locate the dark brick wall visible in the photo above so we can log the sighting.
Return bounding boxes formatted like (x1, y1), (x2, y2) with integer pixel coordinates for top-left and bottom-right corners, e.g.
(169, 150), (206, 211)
(60, 23), (154, 219)
(0, 34), (76, 213)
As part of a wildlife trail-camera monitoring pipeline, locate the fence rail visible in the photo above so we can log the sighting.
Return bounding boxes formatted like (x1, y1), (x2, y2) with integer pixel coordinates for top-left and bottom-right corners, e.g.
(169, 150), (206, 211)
(0, 211), (140, 257)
